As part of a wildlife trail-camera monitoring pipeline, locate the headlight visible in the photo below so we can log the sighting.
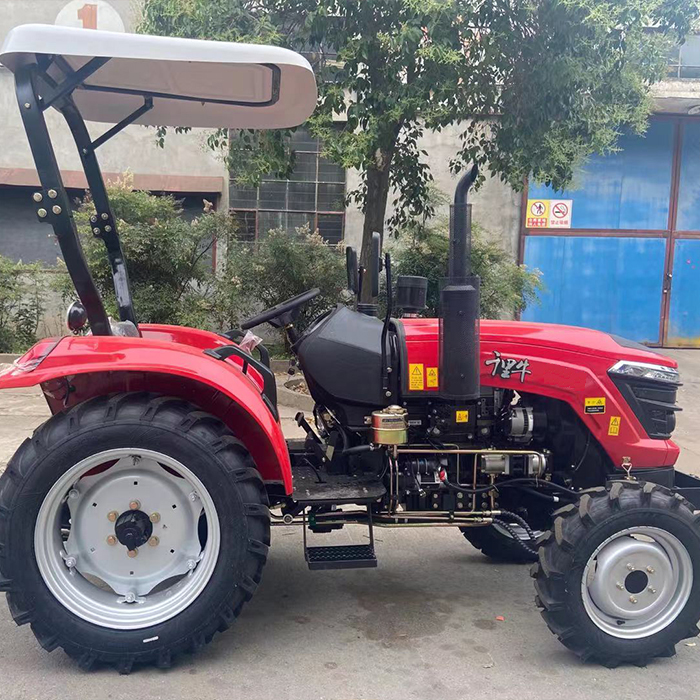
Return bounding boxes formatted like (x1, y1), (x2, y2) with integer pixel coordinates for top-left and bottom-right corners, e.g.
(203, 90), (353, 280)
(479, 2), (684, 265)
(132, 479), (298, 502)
(608, 360), (680, 385)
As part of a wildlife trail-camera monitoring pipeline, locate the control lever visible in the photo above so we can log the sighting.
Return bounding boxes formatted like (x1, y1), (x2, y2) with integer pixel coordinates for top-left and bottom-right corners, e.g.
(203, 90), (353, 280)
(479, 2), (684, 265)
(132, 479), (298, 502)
(295, 412), (328, 464)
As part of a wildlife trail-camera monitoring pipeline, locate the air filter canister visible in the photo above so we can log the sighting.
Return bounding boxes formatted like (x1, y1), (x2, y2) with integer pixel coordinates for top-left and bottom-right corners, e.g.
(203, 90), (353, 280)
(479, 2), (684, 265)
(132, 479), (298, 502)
(372, 406), (408, 445)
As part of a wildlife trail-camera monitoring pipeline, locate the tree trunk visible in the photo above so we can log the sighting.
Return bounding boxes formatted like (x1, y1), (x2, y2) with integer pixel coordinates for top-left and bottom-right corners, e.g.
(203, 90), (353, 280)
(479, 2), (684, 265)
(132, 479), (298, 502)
(359, 154), (392, 303)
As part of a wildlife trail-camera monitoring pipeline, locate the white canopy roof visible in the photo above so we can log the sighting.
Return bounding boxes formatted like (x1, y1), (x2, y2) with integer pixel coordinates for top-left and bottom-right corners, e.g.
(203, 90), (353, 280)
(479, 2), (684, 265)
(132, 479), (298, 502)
(0, 24), (317, 129)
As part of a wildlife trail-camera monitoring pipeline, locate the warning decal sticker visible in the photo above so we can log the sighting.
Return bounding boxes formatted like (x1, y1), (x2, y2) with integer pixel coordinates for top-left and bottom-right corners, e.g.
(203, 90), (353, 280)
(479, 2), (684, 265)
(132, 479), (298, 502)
(525, 198), (573, 229)
(409, 363), (424, 391)
(608, 416), (621, 436)
(456, 410), (469, 423)
(584, 397), (606, 414)
(426, 367), (439, 388)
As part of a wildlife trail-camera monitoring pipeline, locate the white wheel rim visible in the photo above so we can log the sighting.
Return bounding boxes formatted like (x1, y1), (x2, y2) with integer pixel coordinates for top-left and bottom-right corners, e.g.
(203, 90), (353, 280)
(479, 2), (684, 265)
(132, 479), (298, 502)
(581, 526), (693, 639)
(34, 448), (221, 630)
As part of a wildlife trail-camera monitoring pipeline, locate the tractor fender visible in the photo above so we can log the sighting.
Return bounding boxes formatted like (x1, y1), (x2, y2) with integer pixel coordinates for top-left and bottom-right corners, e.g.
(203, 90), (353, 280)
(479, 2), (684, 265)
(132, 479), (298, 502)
(0, 330), (293, 493)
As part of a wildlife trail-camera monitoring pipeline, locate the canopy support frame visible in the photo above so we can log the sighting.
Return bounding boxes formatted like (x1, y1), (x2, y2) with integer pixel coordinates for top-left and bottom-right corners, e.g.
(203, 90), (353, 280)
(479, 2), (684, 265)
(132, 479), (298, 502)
(14, 60), (141, 334)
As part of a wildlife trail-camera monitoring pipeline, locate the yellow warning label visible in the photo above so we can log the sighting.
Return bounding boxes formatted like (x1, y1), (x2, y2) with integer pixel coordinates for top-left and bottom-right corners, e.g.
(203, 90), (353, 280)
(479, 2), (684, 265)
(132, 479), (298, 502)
(584, 397), (606, 414)
(426, 367), (439, 388)
(608, 416), (621, 436)
(456, 410), (469, 423)
(409, 363), (424, 391)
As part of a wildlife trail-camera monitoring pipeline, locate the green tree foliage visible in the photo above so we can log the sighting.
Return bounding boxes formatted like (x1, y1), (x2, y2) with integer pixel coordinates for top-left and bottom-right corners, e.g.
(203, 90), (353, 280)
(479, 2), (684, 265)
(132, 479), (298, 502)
(392, 216), (542, 319)
(223, 226), (348, 333)
(59, 176), (235, 329)
(0, 256), (44, 352)
(139, 0), (699, 302)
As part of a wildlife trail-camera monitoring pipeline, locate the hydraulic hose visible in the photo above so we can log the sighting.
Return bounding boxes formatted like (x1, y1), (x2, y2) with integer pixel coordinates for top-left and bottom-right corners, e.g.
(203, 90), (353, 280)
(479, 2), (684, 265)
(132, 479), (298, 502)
(439, 473), (577, 499)
(492, 518), (539, 557)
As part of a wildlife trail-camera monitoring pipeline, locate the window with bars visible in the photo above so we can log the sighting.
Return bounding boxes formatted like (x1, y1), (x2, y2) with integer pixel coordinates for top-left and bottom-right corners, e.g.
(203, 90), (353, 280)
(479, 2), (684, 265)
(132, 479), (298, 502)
(230, 127), (346, 244)
(667, 34), (700, 79)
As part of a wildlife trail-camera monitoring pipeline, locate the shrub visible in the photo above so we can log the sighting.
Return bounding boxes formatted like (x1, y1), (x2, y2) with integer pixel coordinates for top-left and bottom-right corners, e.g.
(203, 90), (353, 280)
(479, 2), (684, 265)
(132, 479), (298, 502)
(0, 256), (44, 352)
(392, 219), (542, 319)
(224, 226), (348, 334)
(58, 176), (236, 329)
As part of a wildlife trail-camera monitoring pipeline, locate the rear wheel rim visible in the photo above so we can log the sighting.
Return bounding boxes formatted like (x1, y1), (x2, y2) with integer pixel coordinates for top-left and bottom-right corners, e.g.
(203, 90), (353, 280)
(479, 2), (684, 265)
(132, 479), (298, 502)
(581, 526), (693, 639)
(34, 448), (221, 630)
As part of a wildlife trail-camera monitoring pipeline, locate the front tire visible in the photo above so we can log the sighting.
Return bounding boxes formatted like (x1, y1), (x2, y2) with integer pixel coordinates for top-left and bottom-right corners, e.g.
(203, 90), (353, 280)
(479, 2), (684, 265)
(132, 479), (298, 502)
(0, 393), (270, 673)
(532, 481), (700, 666)
(461, 523), (538, 563)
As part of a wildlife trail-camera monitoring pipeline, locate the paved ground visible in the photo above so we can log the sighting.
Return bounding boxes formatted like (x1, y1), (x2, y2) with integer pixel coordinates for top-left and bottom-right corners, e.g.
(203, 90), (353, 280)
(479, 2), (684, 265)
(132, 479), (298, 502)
(0, 352), (699, 699)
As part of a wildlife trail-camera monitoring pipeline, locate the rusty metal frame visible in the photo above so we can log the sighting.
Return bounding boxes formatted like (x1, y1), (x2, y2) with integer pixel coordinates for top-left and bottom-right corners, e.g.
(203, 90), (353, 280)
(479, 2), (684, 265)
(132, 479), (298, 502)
(517, 115), (700, 348)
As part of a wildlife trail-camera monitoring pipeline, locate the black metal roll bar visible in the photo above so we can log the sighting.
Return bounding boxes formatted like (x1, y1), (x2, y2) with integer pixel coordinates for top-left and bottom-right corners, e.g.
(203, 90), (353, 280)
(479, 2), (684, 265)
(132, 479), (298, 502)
(15, 52), (284, 336)
(14, 56), (150, 335)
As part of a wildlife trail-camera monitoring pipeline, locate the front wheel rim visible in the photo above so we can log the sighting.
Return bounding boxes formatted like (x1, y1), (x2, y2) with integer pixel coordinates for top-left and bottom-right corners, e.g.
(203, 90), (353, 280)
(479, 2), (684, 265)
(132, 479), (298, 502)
(581, 526), (693, 639)
(34, 448), (221, 631)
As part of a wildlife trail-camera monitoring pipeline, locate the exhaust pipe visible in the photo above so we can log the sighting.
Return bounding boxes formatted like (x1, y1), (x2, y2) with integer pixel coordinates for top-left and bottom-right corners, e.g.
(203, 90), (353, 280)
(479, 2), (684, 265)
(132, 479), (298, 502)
(440, 164), (480, 400)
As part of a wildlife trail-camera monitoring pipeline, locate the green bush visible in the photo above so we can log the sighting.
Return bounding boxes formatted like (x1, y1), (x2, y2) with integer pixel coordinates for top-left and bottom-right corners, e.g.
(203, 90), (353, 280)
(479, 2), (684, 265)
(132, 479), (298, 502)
(0, 256), (44, 352)
(224, 226), (348, 335)
(59, 176), (236, 329)
(392, 219), (542, 319)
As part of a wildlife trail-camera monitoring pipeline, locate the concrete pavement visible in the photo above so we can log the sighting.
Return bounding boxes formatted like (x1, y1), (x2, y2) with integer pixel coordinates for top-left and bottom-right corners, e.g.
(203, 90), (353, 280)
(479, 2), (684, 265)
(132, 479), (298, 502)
(0, 352), (699, 699)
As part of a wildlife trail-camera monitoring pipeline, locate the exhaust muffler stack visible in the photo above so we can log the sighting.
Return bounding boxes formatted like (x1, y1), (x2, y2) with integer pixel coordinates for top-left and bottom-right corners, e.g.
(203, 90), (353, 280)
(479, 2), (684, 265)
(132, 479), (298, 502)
(439, 164), (480, 400)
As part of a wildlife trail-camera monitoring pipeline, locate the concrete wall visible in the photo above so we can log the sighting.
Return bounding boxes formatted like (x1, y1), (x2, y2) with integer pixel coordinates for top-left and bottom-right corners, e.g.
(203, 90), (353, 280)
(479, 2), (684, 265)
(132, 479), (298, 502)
(0, 0), (228, 198)
(343, 123), (522, 259)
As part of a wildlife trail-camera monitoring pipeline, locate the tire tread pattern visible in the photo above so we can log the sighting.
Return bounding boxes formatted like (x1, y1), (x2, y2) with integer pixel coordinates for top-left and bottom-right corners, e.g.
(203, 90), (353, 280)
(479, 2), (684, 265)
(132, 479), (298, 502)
(532, 480), (700, 667)
(0, 392), (270, 672)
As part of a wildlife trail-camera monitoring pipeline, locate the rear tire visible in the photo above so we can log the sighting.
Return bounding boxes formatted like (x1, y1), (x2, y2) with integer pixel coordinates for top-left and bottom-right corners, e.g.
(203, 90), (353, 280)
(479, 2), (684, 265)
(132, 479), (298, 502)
(532, 481), (700, 667)
(0, 393), (270, 673)
(461, 524), (538, 563)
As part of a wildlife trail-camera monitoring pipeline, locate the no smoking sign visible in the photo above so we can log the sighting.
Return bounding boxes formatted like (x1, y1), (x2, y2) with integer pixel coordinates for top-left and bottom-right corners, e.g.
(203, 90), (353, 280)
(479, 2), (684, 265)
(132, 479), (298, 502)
(525, 198), (572, 229)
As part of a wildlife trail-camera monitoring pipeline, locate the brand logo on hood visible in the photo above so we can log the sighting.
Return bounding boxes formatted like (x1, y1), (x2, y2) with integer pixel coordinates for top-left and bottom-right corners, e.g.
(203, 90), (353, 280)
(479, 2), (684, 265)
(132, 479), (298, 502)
(485, 350), (531, 383)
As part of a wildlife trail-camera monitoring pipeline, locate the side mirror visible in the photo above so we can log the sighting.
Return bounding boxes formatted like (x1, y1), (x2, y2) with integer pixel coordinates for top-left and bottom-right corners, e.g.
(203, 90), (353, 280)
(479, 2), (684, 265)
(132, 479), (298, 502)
(369, 231), (381, 298)
(346, 246), (358, 294)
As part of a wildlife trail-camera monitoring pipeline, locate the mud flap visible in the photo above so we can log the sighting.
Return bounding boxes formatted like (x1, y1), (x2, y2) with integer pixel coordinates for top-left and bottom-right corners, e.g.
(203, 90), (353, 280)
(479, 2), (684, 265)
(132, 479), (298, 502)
(674, 470), (700, 510)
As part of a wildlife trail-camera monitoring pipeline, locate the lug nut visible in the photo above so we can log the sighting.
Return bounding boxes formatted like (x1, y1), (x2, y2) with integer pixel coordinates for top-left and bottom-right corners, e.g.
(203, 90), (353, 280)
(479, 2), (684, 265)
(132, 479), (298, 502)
(616, 582), (624, 590)
(52, 205), (62, 215)
(647, 566), (655, 574)
(629, 596), (638, 604)
(148, 536), (159, 547)
(626, 563), (635, 571)
(648, 587), (656, 594)
(38, 208), (48, 218)
(129, 500), (141, 511)
(33, 192), (43, 202)
(101, 213), (109, 220)
(107, 511), (118, 522)
(149, 512), (161, 524)
(92, 227), (101, 235)
(127, 548), (138, 558)
(106, 535), (117, 546)
(48, 189), (57, 199)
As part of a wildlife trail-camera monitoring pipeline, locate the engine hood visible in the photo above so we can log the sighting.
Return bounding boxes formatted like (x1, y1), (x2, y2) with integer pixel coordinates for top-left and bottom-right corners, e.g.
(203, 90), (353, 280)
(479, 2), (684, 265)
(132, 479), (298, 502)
(400, 318), (676, 368)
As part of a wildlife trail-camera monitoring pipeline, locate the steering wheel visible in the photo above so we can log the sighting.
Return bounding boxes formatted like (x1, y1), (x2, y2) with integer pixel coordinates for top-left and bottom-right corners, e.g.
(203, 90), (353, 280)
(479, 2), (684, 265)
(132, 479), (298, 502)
(240, 288), (321, 330)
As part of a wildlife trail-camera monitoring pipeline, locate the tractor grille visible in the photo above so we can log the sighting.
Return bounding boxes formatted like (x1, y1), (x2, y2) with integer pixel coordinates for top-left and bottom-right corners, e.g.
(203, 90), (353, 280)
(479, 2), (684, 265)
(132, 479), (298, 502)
(610, 375), (681, 440)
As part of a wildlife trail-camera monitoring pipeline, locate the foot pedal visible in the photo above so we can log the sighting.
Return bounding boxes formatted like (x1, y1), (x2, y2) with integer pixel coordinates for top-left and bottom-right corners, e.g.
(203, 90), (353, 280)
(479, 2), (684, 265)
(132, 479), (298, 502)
(306, 544), (377, 570)
(303, 504), (378, 570)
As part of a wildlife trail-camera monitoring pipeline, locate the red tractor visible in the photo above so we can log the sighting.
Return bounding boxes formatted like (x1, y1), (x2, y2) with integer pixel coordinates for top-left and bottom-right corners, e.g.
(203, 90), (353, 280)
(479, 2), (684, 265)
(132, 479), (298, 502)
(2, 23), (700, 673)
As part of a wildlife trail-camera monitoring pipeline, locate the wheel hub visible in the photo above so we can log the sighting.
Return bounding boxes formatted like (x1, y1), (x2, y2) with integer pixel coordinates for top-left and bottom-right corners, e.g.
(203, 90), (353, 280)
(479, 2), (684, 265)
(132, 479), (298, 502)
(582, 526), (693, 639)
(114, 510), (153, 550)
(34, 449), (221, 630)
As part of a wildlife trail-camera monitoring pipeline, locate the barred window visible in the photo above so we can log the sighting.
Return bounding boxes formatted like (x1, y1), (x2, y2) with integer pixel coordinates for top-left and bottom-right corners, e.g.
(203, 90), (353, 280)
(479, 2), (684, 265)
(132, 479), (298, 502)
(230, 127), (346, 244)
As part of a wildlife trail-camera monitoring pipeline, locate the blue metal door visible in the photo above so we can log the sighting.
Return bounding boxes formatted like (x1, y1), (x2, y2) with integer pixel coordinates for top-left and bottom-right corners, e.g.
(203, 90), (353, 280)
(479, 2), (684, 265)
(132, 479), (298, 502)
(520, 118), (695, 346)
(522, 236), (666, 343)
